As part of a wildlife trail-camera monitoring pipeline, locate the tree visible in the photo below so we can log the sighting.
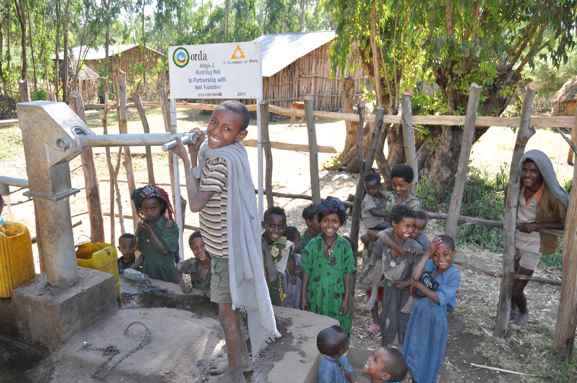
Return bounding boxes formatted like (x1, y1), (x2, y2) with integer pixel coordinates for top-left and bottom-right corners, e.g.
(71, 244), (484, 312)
(14, 0), (28, 81)
(327, 0), (577, 186)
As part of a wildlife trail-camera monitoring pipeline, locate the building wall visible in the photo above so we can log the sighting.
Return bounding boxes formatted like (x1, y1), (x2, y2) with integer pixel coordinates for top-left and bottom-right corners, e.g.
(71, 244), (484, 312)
(263, 43), (363, 112)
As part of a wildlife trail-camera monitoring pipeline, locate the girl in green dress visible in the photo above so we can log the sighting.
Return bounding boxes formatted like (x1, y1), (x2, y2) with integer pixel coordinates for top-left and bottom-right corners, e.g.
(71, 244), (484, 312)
(132, 185), (179, 283)
(301, 197), (356, 334)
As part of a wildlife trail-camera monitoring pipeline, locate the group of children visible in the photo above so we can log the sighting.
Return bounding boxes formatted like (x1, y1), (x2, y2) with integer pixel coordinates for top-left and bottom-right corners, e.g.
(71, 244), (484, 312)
(109, 100), (461, 383)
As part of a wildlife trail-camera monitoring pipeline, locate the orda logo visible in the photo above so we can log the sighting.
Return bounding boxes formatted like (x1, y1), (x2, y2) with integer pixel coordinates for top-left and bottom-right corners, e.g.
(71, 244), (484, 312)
(173, 46), (208, 68)
(173, 47), (189, 68)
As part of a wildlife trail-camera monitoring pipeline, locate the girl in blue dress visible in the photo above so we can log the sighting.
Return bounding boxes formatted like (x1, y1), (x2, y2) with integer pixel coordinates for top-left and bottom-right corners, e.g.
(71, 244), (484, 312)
(403, 235), (460, 383)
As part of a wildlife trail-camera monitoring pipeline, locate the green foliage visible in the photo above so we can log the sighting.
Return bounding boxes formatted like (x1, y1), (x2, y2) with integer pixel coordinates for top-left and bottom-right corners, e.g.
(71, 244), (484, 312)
(417, 166), (509, 252)
(31, 89), (48, 101)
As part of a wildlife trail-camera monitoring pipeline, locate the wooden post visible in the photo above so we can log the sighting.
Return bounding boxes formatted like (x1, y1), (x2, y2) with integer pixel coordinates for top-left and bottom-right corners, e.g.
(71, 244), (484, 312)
(133, 91), (156, 185)
(553, 107), (577, 358)
(260, 102), (274, 208)
(116, 71), (138, 229)
(102, 87), (117, 244)
(494, 87), (536, 337)
(401, 93), (418, 191)
(113, 147), (126, 234)
(19, 79), (31, 102)
(445, 83), (482, 239)
(305, 96), (321, 204)
(159, 84), (176, 199)
(69, 91), (105, 243)
(350, 106), (385, 256)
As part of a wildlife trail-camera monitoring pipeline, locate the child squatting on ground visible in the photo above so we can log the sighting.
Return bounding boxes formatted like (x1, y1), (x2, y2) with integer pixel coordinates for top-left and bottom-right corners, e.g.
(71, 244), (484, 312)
(403, 235), (461, 383)
(170, 100), (278, 382)
(131, 185), (179, 283)
(301, 197), (356, 335)
(261, 206), (295, 306)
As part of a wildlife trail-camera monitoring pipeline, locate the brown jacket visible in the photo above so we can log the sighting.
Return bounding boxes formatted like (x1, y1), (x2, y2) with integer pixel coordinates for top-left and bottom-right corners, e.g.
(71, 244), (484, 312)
(535, 186), (567, 254)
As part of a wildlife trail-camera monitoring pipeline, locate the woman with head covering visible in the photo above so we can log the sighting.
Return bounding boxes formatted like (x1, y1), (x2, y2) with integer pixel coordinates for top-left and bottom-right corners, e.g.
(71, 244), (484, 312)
(301, 197), (356, 334)
(512, 150), (568, 326)
(131, 185), (179, 283)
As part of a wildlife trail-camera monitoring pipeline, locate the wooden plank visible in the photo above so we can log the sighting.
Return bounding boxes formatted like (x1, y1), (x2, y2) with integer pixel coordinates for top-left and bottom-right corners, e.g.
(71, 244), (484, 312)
(133, 91), (156, 185)
(446, 84), (482, 239)
(260, 102), (274, 209)
(69, 91), (105, 243)
(116, 71), (138, 229)
(242, 139), (336, 154)
(401, 93), (418, 192)
(494, 87), (536, 338)
(554, 109), (577, 358)
(305, 96), (321, 204)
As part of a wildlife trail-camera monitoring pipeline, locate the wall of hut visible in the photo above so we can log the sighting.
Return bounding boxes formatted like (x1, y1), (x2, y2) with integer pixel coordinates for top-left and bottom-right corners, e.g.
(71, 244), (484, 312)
(263, 43), (363, 112)
(87, 46), (164, 101)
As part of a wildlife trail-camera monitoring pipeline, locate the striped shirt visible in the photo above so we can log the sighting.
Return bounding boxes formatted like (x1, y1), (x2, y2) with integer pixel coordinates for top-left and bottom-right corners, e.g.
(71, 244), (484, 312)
(199, 157), (229, 258)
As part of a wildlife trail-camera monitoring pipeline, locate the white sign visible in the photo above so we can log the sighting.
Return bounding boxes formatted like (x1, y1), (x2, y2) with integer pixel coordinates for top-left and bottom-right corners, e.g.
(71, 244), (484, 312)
(168, 42), (262, 100)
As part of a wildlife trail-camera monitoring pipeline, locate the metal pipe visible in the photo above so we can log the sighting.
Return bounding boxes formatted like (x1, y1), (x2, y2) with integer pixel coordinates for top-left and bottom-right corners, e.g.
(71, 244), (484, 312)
(78, 133), (183, 148)
(0, 176), (29, 189)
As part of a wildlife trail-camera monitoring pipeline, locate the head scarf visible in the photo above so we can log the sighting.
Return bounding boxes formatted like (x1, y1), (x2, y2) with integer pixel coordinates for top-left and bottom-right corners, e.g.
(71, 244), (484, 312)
(520, 150), (569, 207)
(131, 185), (175, 221)
(317, 196), (348, 224)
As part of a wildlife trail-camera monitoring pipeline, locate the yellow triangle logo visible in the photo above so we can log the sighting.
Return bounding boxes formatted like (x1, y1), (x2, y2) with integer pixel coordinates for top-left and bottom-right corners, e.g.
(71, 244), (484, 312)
(230, 45), (246, 60)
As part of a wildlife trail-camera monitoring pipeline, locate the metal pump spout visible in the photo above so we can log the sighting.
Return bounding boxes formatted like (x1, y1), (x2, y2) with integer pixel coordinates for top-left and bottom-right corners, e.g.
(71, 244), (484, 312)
(17, 101), (95, 287)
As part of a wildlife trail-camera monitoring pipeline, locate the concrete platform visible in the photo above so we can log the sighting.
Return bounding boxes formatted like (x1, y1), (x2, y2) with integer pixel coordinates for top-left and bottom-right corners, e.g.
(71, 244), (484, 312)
(27, 305), (336, 383)
(12, 267), (117, 350)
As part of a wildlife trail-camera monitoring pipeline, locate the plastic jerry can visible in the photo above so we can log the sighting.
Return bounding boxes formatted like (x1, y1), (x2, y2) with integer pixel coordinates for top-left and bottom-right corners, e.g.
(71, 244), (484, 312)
(0, 222), (35, 298)
(76, 242), (121, 294)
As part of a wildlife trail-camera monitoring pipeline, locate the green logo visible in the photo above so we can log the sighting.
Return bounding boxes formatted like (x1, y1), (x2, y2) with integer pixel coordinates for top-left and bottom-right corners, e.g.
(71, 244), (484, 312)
(173, 47), (190, 68)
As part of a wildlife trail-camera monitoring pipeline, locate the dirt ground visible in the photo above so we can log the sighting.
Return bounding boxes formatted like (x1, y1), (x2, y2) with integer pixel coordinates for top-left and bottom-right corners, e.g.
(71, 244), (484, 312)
(1, 106), (576, 382)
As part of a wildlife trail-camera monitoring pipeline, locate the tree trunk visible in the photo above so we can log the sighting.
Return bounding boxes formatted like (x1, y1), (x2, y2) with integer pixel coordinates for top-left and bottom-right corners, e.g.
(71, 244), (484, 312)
(14, 0), (27, 81)
(299, 0), (306, 32)
(54, 0), (61, 101)
(62, 0), (71, 102)
(0, 16), (4, 95)
(224, 0), (230, 40)
(27, 8), (37, 90)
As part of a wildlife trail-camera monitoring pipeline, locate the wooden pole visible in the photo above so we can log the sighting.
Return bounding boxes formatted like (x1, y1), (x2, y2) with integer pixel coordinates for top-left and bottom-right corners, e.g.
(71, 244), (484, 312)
(113, 147), (126, 234)
(350, 106), (385, 256)
(349, 104), (366, 257)
(305, 96), (321, 204)
(19, 79), (31, 102)
(116, 71), (138, 229)
(446, 83), (482, 239)
(260, 102), (274, 209)
(401, 93), (418, 192)
(494, 87), (536, 337)
(553, 108), (577, 358)
(159, 84), (177, 202)
(133, 91), (156, 185)
(69, 90), (104, 243)
(101, 87), (117, 244)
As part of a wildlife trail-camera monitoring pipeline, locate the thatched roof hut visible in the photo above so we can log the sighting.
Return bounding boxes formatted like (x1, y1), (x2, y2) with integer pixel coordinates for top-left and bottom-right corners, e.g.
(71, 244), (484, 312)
(258, 31), (363, 112)
(551, 77), (577, 115)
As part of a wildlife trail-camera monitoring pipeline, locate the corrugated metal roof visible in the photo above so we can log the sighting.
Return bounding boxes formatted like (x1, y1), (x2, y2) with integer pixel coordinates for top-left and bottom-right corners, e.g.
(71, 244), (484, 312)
(255, 31), (336, 77)
(57, 44), (164, 61)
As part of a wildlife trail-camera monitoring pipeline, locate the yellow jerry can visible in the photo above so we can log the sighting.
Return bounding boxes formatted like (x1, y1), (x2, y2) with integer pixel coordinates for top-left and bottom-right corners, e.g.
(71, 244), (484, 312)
(76, 242), (120, 294)
(0, 222), (35, 298)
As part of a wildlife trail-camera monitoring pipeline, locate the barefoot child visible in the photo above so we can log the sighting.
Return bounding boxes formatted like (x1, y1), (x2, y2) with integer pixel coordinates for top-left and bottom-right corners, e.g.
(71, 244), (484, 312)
(363, 205), (421, 346)
(301, 197), (355, 334)
(178, 231), (211, 293)
(403, 235), (460, 383)
(132, 185), (179, 283)
(117, 233), (137, 272)
(262, 206), (294, 305)
(171, 101), (278, 381)
(295, 203), (320, 254)
(363, 347), (408, 383)
(317, 325), (354, 383)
